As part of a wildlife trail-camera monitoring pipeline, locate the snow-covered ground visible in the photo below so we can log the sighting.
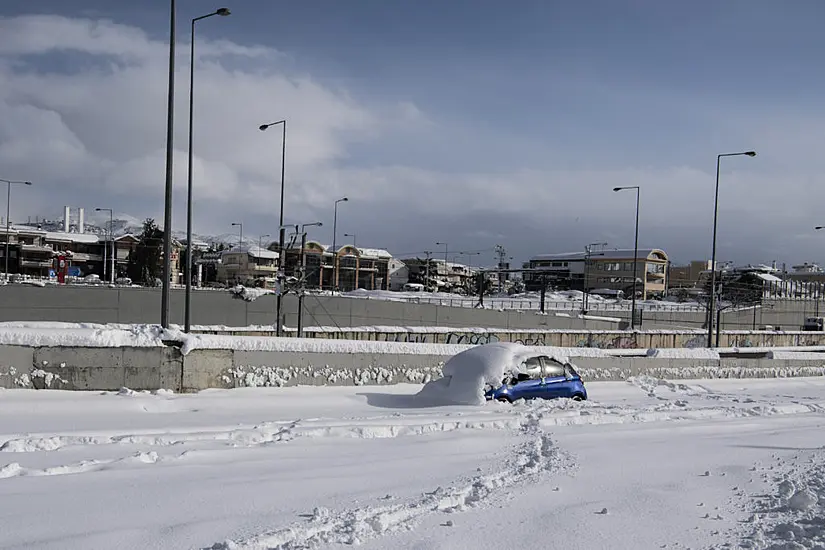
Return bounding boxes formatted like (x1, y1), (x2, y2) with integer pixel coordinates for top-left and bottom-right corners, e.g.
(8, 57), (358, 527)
(2, 378), (825, 549)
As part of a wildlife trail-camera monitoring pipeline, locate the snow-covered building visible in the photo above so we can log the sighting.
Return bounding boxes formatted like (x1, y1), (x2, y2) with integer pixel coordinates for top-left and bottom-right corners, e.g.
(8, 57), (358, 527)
(281, 242), (392, 291)
(524, 248), (669, 299)
(217, 245), (279, 285)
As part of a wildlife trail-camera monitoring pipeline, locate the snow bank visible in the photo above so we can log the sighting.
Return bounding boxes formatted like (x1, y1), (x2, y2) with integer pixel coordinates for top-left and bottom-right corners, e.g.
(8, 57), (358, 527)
(0, 324), (166, 348)
(229, 285), (277, 302)
(646, 348), (721, 359)
(415, 342), (574, 406)
(766, 350), (825, 360)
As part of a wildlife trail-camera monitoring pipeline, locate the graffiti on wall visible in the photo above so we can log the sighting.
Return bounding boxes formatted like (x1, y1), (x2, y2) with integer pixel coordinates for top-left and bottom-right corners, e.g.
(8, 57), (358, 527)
(575, 334), (639, 349)
(444, 332), (501, 345)
(514, 335), (548, 347)
(375, 333), (430, 343)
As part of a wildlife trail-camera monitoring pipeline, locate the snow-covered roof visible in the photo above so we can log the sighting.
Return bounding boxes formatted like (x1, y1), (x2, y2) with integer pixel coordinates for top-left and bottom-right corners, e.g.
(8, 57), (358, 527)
(753, 272), (783, 283)
(44, 231), (101, 244)
(221, 245), (278, 260)
(4, 223), (49, 235)
(299, 241), (392, 259)
(532, 248), (667, 262)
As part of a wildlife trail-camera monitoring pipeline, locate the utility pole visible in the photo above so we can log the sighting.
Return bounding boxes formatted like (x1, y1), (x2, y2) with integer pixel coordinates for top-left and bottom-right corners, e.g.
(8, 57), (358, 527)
(494, 244), (507, 293)
(424, 250), (432, 291)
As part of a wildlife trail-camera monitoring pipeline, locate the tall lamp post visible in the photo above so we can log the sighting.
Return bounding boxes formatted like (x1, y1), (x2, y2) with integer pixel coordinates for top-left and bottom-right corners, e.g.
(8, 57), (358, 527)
(613, 186), (641, 329)
(259, 119), (287, 335)
(184, 6), (231, 334)
(231, 222), (243, 249)
(2, 179), (32, 278)
(297, 221), (323, 337)
(436, 241), (449, 263)
(95, 207), (115, 284)
(331, 197), (348, 290)
(707, 151), (756, 347)
(343, 233), (357, 247)
(160, 0), (177, 328)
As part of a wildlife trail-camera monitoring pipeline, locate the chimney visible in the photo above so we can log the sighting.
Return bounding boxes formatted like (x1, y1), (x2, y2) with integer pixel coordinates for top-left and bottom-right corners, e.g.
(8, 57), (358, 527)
(64, 206), (70, 233)
(78, 208), (85, 234)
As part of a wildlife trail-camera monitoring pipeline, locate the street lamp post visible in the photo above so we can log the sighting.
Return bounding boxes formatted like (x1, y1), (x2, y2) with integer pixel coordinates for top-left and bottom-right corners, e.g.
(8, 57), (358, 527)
(343, 233), (357, 247)
(460, 251), (481, 267)
(259, 119), (287, 335)
(160, 0), (177, 328)
(2, 179), (32, 279)
(231, 222), (243, 249)
(185, 6), (231, 334)
(613, 186), (641, 329)
(95, 208), (114, 284)
(707, 151), (756, 347)
(230, 222), (243, 286)
(436, 242), (449, 263)
(331, 197), (348, 290)
(297, 221), (323, 337)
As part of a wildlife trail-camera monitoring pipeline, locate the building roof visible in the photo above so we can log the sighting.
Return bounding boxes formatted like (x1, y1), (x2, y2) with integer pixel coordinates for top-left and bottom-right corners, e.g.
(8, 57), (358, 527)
(221, 245), (278, 260)
(300, 241), (392, 259)
(532, 248), (668, 262)
(44, 231), (101, 244)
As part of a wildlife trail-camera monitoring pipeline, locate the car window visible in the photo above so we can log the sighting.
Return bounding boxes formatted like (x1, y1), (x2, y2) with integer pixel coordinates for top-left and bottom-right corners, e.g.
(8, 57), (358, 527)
(522, 357), (543, 379)
(565, 364), (580, 378)
(539, 357), (566, 377)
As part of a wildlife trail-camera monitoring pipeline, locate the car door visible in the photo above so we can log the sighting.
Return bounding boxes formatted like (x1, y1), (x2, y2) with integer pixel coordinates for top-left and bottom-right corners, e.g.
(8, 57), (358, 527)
(537, 357), (569, 399)
(512, 356), (544, 400)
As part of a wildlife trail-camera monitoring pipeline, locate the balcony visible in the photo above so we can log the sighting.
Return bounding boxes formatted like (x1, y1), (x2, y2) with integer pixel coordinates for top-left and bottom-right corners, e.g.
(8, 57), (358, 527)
(19, 259), (53, 268)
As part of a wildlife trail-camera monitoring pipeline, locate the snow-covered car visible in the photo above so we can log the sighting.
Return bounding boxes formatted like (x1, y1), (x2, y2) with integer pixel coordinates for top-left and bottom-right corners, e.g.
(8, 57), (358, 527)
(416, 342), (587, 406)
(485, 357), (586, 403)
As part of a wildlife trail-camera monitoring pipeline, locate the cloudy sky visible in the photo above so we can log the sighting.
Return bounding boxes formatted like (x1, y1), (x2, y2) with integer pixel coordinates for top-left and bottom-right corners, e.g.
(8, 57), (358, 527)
(1, 0), (824, 267)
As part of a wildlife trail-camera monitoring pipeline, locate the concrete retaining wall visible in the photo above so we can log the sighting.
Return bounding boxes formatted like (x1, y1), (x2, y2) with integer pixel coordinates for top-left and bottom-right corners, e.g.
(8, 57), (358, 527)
(3, 344), (824, 392)
(194, 328), (825, 350)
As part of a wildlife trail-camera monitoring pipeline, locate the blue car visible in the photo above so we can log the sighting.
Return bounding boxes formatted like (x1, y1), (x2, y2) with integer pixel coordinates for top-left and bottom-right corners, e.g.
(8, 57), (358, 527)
(485, 355), (587, 403)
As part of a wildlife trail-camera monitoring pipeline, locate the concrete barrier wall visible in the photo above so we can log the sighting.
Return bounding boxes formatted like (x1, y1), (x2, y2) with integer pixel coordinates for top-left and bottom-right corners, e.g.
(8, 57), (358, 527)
(193, 328), (825, 349)
(3, 344), (824, 391)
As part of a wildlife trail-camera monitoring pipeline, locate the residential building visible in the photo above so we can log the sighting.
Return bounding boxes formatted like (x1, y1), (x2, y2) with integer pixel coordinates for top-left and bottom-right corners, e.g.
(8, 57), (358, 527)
(387, 258), (409, 291)
(281, 242), (392, 291)
(525, 248), (669, 299)
(669, 260), (713, 289)
(400, 257), (475, 290)
(216, 245), (279, 285)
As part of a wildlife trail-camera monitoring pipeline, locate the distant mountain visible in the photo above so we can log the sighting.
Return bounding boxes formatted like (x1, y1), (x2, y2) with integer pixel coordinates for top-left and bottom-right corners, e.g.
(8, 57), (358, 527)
(18, 216), (275, 249)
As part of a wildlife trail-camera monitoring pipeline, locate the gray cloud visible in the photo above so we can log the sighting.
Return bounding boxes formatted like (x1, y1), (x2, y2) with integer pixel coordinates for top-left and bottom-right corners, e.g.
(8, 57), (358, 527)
(0, 14), (823, 268)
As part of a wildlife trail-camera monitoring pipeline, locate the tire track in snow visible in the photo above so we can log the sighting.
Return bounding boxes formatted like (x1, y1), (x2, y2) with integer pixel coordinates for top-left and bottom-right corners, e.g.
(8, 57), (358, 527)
(204, 416), (572, 550)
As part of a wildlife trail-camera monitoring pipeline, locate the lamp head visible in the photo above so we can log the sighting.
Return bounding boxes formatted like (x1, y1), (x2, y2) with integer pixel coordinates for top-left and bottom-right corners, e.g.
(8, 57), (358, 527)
(612, 187), (622, 192)
(744, 151), (756, 157)
(258, 124), (268, 131)
(216, 7), (231, 16)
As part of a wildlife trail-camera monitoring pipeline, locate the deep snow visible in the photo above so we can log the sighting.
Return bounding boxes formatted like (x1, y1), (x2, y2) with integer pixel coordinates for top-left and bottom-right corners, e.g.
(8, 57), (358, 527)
(2, 378), (825, 549)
